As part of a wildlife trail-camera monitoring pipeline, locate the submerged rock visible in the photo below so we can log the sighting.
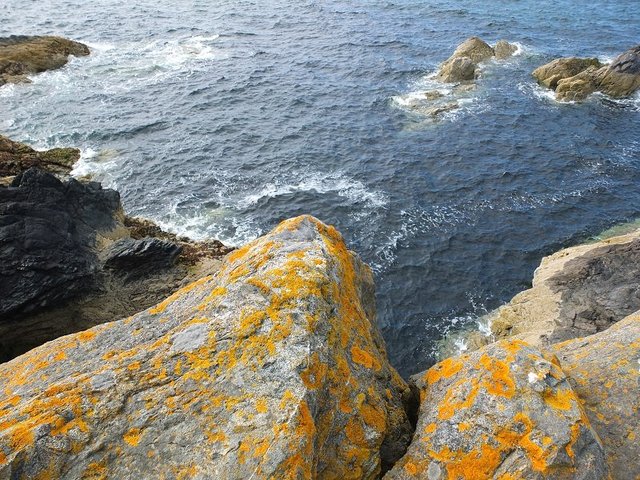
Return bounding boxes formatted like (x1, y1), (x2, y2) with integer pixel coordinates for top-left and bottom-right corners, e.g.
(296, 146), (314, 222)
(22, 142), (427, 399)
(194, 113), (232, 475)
(0, 134), (80, 177)
(533, 45), (640, 100)
(553, 312), (640, 479)
(482, 229), (640, 349)
(385, 339), (607, 479)
(0, 35), (89, 86)
(0, 215), (412, 479)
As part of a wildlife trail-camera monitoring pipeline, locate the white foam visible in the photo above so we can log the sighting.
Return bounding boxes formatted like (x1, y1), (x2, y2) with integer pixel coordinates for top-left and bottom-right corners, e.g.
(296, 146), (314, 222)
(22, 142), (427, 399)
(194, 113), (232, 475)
(71, 148), (120, 179)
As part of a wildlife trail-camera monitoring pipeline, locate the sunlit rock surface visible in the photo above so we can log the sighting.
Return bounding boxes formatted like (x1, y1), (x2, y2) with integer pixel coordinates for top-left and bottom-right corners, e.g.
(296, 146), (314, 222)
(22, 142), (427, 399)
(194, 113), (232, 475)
(0, 215), (412, 479)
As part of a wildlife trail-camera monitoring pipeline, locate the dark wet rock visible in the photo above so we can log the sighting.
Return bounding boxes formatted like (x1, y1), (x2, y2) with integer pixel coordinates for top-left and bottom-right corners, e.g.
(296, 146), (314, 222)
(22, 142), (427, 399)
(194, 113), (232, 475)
(553, 312), (640, 480)
(0, 35), (89, 86)
(0, 166), (230, 362)
(0, 168), (124, 319)
(597, 45), (640, 98)
(102, 237), (182, 275)
(0, 135), (80, 177)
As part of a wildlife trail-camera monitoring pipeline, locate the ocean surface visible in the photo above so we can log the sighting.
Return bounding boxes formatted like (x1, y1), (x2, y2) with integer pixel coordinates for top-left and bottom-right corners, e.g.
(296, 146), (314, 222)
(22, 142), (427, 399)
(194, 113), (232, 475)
(1, 0), (639, 377)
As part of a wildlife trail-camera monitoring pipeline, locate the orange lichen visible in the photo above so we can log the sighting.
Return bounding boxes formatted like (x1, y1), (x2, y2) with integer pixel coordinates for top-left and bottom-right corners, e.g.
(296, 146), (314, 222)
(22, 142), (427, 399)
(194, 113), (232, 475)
(543, 387), (575, 411)
(426, 357), (464, 384)
(404, 462), (419, 475)
(255, 398), (268, 414)
(350, 346), (381, 371)
(300, 352), (328, 389)
(123, 428), (142, 447)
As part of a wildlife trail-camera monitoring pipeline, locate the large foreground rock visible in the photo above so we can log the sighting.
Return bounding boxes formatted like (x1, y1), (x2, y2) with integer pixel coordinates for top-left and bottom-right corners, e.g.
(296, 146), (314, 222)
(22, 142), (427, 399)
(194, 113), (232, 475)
(485, 228), (640, 349)
(553, 312), (640, 479)
(533, 45), (640, 101)
(0, 215), (413, 479)
(0, 35), (89, 86)
(385, 339), (607, 479)
(0, 135), (80, 178)
(0, 166), (230, 362)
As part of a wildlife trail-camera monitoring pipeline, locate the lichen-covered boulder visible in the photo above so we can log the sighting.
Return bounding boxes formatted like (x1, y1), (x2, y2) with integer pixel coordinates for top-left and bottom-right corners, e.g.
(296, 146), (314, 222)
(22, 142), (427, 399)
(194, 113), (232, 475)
(0, 215), (412, 479)
(532, 57), (602, 90)
(0, 35), (89, 86)
(484, 228), (640, 349)
(553, 312), (640, 479)
(385, 340), (608, 480)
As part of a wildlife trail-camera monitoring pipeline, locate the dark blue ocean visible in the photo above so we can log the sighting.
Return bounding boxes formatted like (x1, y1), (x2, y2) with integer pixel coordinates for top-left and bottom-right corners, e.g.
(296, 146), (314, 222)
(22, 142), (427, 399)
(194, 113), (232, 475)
(1, 0), (639, 376)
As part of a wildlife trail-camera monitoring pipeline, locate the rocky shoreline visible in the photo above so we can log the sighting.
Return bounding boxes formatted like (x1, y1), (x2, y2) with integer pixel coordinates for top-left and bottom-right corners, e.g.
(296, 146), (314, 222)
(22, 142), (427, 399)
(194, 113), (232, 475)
(1, 35), (639, 479)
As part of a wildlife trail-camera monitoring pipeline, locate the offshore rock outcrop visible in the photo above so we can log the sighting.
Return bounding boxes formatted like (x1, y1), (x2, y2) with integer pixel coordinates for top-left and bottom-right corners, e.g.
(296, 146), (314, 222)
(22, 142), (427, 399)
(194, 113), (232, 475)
(553, 312), (640, 479)
(0, 137), (231, 362)
(533, 45), (640, 101)
(0, 215), (413, 479)
(436, 37), (517, 83)
(385, 340), (607, 479)
(0, 35), (89, 86)
(484, 229), (640, 349)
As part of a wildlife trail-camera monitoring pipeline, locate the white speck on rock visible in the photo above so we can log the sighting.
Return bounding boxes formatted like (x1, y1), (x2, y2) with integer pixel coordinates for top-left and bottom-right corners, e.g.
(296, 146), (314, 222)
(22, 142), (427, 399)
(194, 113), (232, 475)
(528, 372), (539, 383)
(171, 323), (209, 353)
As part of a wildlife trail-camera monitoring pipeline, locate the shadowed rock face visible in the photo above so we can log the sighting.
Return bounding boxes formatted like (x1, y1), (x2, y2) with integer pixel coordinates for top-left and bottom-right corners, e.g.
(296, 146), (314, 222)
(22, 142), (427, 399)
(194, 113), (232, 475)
(484, 229), (640, 349)
(553, 312), (640, 480)
(385, 340), (608, 479)
(0, 35), (89, 86)
(0, 215), (413, 479)
(533, 45), (640, 101)
(0, 162), (230, 363)
(0, 135), (80, 177)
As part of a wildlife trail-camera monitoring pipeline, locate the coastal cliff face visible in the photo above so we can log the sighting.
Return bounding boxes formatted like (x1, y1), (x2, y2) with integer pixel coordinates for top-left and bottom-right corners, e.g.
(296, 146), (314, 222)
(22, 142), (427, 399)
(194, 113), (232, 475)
(0, 215), (413, 479)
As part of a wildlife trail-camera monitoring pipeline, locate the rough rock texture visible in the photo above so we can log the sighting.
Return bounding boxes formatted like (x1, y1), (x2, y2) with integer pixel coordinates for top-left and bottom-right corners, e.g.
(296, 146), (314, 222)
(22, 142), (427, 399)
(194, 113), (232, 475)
(485, 228), (640, 349)
(533, 45), (640, 100)
(553, 312), (640, 479)
(532, 58), (602, 90)
(447, 36), (495, 64)
(494, 40), (518, 60)
(0, 168), (125, 318)
(0, 135), (80, 177)
(0, 215), (413, 479)
(437, 57), (476, 83)
(0, 166), (230, 362)
(0, 35), (89, 86)
(385, 340), (608, 479)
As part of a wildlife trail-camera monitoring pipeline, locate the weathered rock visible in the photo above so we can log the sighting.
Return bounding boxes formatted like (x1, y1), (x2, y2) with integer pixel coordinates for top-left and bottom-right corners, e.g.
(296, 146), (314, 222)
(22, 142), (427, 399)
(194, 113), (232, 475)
(102, 237), (182, 276)
(553, 312), (640, 479)
(0, 168), (124, 318)
(385, 340), (608, 479)
(437, 56), (476, 83)
(533, 46), (640, 101)
(532, 57), (602, 90)
(0, 215), (413, 479)
(0, 166), (229, 362)
(447, 36), (495, 64)
(0, 35), (89, 86)
(494, 40), (518, 59)
(484, 228), (640, 349)
(0, 135), (80, 177)
(555, 65), (603, 101)
(597, 45), (640, 98)
(424, 102), (459, 117)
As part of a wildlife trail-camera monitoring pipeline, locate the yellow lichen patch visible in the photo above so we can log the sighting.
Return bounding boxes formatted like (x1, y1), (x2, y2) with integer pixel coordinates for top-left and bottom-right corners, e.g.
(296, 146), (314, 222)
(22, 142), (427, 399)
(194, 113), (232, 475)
(81, 461), (107, 480)
(543, 387), (576, 411)
(77, 330), (96, 342)
(425, 423), (437, 434)
(350, 346), (381, 371)
(478, 354), (515, 399)
(425, 357), (464, 385)
(123, 428), (142, 447)
(360, 403), (386, 433)
(54, 351), (67, 362)
(404, 461), (419, 475)
(127, 361), (141, 371)
(255, 398), (268, 414)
